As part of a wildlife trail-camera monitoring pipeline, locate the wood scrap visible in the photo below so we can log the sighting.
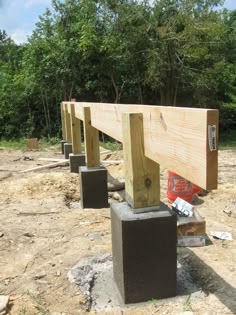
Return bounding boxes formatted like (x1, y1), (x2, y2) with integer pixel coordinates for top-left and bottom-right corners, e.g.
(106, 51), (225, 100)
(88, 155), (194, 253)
(102, 160), (123, 165)
(38, 158), (69, 162)
(100, 150), (112, 155)
(0, 173), (13, 181)
(26, 138), (38, 150)
(108, 173), (125, 191)
(19, 160), (69, 173)
(17, 212), (59, 216)
(108, 182), (125, 191)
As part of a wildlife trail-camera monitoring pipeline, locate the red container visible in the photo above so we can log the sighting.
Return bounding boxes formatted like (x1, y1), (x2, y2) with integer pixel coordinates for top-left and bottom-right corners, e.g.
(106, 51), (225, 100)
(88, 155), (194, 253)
(192, 184), (202, 195)
(167, 171), (194, 203)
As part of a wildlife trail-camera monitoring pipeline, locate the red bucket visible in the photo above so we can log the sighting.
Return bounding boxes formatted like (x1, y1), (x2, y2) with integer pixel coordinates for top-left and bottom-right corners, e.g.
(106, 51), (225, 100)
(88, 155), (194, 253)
(167, 171), (194, 203)
(192, 184), (202, 195)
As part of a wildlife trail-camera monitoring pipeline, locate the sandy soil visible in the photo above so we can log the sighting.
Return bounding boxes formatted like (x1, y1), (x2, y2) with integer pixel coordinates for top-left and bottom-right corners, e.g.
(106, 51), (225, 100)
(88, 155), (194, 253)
(0, 146), (235, 315)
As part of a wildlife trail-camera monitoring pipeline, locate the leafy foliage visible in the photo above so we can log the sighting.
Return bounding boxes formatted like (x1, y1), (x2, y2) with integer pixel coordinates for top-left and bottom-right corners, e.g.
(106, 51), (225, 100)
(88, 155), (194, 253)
(219, 103), (236, 131)
(0, 1), (235, 139)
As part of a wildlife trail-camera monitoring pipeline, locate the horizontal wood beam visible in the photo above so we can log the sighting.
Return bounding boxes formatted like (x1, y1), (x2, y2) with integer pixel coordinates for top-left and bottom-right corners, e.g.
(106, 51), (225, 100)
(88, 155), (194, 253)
(62, 101), (218, 190)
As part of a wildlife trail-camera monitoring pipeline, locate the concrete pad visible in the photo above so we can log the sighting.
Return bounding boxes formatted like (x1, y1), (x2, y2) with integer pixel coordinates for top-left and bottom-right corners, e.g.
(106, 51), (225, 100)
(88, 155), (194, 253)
(67, 254), (203, 312)
(111, 202), (177, 304)
(79, 166), (108, 209)
(60, 140), (67, 154)
(69, 153), (86, 173)
(64, 143), (72, 159)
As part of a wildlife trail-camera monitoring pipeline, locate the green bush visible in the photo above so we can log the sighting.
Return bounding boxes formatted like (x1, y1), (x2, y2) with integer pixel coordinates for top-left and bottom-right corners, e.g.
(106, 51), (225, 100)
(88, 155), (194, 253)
(219, 103), (236, 132)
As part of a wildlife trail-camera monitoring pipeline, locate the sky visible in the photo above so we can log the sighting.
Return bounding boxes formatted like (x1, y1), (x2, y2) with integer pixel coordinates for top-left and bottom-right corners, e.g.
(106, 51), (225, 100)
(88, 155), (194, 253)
(0, 0), (235, 44)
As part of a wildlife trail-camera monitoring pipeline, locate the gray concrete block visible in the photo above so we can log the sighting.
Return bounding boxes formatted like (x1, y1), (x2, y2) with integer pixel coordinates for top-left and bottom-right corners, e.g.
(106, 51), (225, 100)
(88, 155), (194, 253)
(111, 202), (177, 304)
(79, 166), (108, 209)
(60, 140), (67, 154)
(69, 153), (86, 173)
(64, 143), (72, 159)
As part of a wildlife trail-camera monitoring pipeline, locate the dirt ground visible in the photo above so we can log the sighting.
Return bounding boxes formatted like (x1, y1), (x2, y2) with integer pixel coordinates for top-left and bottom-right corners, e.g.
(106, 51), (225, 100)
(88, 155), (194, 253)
(0, 146), (235, 315)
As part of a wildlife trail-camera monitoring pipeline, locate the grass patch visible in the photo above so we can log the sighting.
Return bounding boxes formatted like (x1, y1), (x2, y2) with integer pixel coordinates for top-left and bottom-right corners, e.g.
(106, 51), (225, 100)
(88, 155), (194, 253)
(0, 139), (27, 150)
(183, 293), (192, 312)
(1, 131), (234, 152)
(0, 137), (61, 151)
(100, 141), (122, 151)
(27, 291), (49, 315)
(219, 130), (236, 149)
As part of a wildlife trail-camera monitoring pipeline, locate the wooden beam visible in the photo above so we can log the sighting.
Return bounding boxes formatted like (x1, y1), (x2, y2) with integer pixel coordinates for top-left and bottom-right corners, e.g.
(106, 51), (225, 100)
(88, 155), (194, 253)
(60, 102), (66, 140)
(206, 109), (219, 189)
(63, 102), (218, 190)
(20, 160), (69, 173)
(83, 107), (100, 167)
(64, 103), (72, 142)
(70, 103), (82, 154)
(38, 158), (68, 162)
(122, 112), (160, 210)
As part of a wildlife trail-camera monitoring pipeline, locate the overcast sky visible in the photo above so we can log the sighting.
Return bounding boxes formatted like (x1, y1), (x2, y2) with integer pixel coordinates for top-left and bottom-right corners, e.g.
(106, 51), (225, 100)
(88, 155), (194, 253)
(0, 0), (235, 44)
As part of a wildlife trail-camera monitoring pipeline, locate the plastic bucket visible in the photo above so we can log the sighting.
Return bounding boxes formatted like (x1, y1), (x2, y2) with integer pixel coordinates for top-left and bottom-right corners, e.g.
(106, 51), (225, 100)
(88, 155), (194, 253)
(192, 184), (202, 195)
(167, 171), (194, 203)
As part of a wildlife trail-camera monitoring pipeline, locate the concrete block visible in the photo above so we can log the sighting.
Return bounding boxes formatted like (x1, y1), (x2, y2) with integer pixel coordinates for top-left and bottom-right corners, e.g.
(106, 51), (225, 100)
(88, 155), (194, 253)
(60, 140), (67, 154)
(64, 143), (72, 159)
(111, 202), (177, 304)
(69, 153), (86, 173)
(79, 166), (108, 209)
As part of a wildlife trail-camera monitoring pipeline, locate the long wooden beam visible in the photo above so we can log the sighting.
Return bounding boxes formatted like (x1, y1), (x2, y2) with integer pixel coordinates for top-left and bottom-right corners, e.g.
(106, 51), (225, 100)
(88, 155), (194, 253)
(62, 102), (218, 190)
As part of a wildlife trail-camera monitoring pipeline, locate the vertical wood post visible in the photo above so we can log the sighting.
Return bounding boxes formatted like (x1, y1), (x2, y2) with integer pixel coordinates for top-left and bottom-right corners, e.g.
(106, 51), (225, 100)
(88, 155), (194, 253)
(122, 112), (160, 210)
(83, 106), (100, 167)
(64, 103), (72, 142)
(60, 102), (66, 140)
(70, 103), (82, 154)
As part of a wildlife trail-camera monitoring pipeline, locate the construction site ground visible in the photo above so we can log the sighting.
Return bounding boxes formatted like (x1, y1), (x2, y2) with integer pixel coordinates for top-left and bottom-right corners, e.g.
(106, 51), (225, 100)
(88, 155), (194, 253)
(0, 145), (235, 315)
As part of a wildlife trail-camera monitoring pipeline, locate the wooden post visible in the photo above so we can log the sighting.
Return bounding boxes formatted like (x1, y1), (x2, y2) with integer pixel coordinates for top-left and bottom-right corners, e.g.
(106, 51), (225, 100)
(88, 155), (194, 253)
(64, 103), (72, 142)
(122, 112), (160, 210)
(60, 102), (66, 140)
(70, 103), (82, 154)
(83, 106), (100, 167)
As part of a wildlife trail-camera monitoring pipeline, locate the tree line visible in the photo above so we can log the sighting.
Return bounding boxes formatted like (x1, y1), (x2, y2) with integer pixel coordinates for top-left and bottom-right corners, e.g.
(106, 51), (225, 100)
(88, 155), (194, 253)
(0, 0), (235, 139)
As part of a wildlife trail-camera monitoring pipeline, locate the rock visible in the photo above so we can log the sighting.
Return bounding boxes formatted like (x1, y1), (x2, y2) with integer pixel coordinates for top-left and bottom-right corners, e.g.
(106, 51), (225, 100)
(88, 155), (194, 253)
(0, 233), (4, 238)
(112, 192), (121, 201)
(33, 272), (47, 280)
(0, 295), (10, 315)
(4, 279), (10, 286)
(23, 232), (34, 237)
(223, 209), (232, 216)
(183, 254), (189, 259)
(56, 270), (61, 277)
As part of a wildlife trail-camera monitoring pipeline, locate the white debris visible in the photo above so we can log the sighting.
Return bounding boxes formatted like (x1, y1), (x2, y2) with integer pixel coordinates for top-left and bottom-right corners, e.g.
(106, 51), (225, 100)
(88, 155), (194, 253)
(211, 231), (233, 241)
(0, 295), (10, 315)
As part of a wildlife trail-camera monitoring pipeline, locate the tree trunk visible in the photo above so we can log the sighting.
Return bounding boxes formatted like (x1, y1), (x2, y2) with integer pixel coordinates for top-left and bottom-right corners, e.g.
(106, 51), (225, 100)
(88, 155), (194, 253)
(45, 91), (51, 137)
(110, 73), (119, 103)
(138, 83), (143, 104)
(41, 88), (49, 137)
